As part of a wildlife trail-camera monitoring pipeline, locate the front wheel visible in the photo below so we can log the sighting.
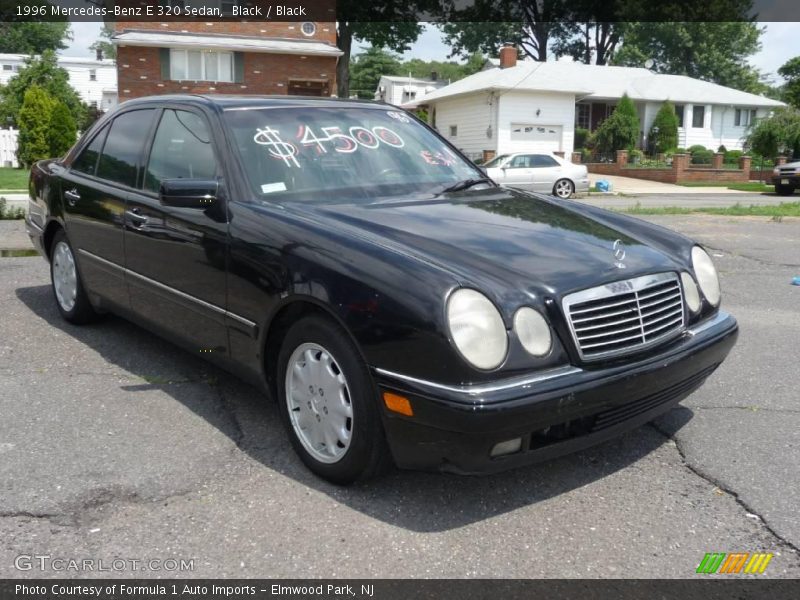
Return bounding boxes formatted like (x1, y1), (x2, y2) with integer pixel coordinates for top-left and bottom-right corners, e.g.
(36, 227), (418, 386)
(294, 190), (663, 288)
(276, 315), (391, 484)
(553, 178), (575, 199)
(50, 229), (99, 324)
(775, 183), (796, 196)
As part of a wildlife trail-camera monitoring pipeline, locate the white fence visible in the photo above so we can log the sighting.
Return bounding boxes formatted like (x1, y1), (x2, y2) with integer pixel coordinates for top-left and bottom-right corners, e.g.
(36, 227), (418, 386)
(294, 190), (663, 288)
(0, 129), (19, 168)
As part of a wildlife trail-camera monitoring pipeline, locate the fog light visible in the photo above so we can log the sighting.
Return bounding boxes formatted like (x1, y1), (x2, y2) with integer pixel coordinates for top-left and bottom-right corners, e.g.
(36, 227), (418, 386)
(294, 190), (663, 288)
(490, 437), (522, 457)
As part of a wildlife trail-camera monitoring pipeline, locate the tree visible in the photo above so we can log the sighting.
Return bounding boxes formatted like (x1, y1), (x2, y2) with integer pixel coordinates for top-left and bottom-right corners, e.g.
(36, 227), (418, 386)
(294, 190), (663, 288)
(0, 22), (71, 54)
(49, 101), (77, 158)
(613, 22), (768, 93)
(746, 108), (800, 159)
(89, 24), (116, 60)
(649, 102), (679, 153)
(594, 93), (640, 154)
(403, 52), (485, 82)
(778, 57), (800, 109)
(17, 86), (54, 168)
(349, 47), (403, 99)
(335, 1), (428, 97)
(0, 50), (86, 128)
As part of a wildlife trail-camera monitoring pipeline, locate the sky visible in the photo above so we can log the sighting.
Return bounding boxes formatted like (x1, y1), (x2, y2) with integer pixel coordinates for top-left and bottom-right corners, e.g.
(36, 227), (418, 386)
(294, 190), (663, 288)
(66, 21), (799, 83)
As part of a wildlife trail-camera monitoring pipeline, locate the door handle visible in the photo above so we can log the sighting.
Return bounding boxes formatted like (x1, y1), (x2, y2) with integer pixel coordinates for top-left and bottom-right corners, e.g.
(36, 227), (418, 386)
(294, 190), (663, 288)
(64, 188), (80, 206)
(125, 208), (148, 227)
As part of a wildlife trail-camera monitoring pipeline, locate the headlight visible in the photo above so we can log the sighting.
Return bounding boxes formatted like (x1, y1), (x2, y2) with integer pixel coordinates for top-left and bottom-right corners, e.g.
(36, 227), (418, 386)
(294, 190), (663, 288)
(446, 289), (508, 369)
(691, 246), (721, 306)
(680, 272), (701, 313)
(513, 307), (552, 357)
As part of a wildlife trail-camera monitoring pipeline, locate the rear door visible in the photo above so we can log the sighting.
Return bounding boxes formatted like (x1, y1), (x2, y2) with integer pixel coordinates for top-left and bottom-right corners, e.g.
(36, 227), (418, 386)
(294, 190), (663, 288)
(61, 109), (157, 309)
(124, 107), (229, 353)
(530, 154), (563, 192)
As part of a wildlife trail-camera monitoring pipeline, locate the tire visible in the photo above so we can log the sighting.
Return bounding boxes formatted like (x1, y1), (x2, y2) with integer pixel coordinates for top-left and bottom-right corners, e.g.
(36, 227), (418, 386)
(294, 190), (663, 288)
(775, 183), (796, 196)
(553, 178), (575, 199)
(276, 315), (391, 484)
(49, 229), (99, 324)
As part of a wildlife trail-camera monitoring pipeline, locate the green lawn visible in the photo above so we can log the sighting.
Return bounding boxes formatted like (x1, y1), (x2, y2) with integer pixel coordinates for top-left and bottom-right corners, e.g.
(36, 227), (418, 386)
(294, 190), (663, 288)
(623, 202), (800, 217)
(0, 168), (29, 190)
(677, 182), (775, 193)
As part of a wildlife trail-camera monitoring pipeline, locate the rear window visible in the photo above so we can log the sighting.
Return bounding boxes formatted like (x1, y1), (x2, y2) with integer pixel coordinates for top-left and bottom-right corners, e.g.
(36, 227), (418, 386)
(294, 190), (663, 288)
(223, 106), (480, 204)
(96, 109), (156, 188)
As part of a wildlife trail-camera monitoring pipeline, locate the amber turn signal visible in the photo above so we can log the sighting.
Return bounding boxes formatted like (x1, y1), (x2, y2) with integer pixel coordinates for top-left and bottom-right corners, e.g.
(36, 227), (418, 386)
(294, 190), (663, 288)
(383, 392), (414, 416)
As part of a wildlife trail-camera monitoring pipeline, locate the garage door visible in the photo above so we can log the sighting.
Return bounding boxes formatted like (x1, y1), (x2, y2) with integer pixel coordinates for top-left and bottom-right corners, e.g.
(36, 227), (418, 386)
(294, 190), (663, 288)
(509, 123), (563, 152)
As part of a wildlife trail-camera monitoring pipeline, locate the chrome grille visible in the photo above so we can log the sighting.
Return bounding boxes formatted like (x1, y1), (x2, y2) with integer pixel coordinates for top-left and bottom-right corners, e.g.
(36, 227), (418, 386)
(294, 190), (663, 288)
(562, 272), (686, 361)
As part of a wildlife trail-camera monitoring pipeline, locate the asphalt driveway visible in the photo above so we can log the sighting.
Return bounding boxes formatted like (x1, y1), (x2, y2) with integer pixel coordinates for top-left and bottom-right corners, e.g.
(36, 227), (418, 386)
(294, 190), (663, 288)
(0, 215), (798, 578)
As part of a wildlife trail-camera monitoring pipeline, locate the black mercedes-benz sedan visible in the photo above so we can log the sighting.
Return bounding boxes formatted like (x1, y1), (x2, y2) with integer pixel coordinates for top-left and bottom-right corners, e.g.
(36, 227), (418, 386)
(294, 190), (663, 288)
(26, 95), (738, 484)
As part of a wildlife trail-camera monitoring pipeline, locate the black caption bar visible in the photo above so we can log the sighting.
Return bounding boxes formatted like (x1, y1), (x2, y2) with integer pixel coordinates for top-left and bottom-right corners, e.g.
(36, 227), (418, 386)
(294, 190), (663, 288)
(2, 580), (800, 600)
(1, 0), (799, 23)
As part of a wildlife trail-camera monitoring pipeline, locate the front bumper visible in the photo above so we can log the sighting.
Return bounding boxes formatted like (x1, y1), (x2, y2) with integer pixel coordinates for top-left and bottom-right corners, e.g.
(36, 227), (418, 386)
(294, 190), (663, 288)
(374, 311), (738, 474)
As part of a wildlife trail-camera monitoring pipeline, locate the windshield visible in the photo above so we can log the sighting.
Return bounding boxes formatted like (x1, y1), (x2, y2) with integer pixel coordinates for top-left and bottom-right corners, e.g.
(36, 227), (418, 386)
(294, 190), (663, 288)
(483, 154), (509, 168)
(223, 106), (482, 203)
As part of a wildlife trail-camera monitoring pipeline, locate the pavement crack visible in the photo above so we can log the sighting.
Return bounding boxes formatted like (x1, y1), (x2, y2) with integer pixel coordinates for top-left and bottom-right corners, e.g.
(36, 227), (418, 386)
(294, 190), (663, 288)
(649, 421), (800, 555)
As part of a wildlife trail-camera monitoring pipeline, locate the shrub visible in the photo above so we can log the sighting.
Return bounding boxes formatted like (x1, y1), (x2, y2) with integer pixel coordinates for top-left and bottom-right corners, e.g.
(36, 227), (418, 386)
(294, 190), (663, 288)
(574, 127), (590, 149)
(649, 102), (679, 153)
(629, 149), (644, 163)
(675, 147), (687, 154)
(49, 101), (77, 158)
(594, 93), (639, 154)
(688, 144), (709, 155)
(717, 144), (728, 153)
(724, 150), (744, 163)
(0, 197), (25, 220)
(16, 85), (55, 168)
(691, 149), (714, 165)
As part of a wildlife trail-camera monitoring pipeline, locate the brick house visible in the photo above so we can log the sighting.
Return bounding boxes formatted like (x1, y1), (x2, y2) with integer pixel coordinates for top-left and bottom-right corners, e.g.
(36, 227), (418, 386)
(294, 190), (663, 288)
(112, 2), (341, 101)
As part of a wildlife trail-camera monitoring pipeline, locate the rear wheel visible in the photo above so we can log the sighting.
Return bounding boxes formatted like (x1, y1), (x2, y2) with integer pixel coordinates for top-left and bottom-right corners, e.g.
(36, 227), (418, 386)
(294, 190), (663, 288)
(50, 229), (98, 324)
(775, 183), (796, 196)
(553, 178), (575, 199)
(276, 315), (391, 484)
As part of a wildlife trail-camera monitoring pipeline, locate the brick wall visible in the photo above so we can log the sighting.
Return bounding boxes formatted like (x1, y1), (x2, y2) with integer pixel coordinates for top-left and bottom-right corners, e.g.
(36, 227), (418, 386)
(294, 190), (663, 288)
(116, 46), (337, 100)
(585, 152), (756, 184)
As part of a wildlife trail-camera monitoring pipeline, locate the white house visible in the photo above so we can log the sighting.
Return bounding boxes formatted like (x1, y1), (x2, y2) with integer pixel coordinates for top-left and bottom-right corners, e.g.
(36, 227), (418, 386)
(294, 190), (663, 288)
(406, 47), (785, 161)
(374, 75), (449, 106)
(0, 53), (118, 111)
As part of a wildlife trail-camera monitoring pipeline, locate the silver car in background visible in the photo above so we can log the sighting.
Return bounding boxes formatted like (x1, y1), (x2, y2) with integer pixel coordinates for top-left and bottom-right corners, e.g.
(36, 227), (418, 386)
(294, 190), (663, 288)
(483, 152), (590, 198)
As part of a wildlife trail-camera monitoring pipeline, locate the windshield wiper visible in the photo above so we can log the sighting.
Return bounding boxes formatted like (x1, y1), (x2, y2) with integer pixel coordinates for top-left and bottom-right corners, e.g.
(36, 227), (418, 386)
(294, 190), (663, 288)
(436, 177), (494, 195)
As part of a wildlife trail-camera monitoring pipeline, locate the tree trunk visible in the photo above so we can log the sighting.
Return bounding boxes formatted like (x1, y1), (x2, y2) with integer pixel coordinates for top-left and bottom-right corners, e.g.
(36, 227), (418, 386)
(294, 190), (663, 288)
(336, 22), (352, 98)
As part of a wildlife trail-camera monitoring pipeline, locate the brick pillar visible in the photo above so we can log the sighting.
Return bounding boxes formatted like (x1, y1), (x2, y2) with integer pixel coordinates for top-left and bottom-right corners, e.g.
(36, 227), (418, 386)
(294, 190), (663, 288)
(482, 150), (496, 163)
(739, 155), (752, 172)
(712, 153), (724, 169)
(672, 153), (688, 182)
(616, 149), (628, 167)
(553, 151), (565, 158)
(776, 156), (788, 166)
(571, 151), (582, 164)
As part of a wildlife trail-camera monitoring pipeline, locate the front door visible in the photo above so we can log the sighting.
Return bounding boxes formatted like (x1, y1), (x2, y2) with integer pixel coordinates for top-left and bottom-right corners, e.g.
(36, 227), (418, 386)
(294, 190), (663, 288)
(61, 109), (157, 309)
(501, 154), (536, 190)
(124, 107), (228, 354)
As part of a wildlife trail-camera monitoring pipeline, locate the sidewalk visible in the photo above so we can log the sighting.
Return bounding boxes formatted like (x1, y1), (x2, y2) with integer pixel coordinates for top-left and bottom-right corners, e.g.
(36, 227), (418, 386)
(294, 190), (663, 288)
(590, 174), (745, 195)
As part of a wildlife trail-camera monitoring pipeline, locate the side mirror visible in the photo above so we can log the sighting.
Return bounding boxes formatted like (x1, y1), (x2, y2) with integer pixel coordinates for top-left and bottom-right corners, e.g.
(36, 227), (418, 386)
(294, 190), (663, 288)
(159, 179), (218, 209)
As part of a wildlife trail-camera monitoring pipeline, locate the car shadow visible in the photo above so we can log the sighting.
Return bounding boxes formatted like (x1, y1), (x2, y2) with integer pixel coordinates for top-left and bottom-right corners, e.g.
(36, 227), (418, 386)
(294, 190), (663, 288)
(16, 284), (694, 533)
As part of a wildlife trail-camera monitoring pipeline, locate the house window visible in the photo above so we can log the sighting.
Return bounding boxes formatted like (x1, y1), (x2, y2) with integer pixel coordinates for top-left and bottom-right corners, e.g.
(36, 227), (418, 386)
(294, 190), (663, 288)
(449, 125), (457, 137)
(2, 65), (12, 71)
(89, 69), (97, 81)
(692, 105), (705, 128)
(170, 49), (233, 82)
(675, 105), (684, 128)
(735, 108), (757, 127)
(301, 22), (317, 36)
(575, 103), (590, 129)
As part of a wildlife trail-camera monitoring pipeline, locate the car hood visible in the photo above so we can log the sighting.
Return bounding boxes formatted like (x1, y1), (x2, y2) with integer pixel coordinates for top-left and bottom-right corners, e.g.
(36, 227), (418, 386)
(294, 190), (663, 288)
(298, 187), (685, 302)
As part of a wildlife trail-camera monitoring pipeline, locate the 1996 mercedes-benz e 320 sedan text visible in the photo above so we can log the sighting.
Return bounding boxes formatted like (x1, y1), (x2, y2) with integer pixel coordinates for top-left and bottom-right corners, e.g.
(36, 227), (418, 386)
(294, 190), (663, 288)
(27, 96), (738, 484)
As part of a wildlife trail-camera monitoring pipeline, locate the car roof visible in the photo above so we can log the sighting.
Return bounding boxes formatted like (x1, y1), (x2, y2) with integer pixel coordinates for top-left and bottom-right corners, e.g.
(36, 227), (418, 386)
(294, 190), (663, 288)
(118, 94), (392, 112)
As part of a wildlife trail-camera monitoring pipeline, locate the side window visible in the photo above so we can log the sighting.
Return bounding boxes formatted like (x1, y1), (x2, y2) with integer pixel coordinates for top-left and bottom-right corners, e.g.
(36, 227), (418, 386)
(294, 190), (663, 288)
(96, 109), (156, 188)
(144, 109), (217, 193)
(531, 155), (559, 168)
(510, 155), (532, 168)
(71, 125), (109, 176)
